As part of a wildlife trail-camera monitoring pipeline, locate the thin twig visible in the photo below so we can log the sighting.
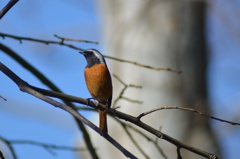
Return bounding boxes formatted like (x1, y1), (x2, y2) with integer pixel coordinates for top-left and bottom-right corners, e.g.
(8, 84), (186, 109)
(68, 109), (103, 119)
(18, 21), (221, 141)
(113, 74), (142, 89)
(124, 122), (168, 159)
(121, 97), (143, 104)
(54, 34), (98, 44)
(137, 106), (240, 126)
(112, 74), (142, 108)
(121, 122), (150, 159)
(78, 106), (169, 159)
(0, 136), (86, 158)
(16, 85), (220, 159)
(0, 0), (19, 19)
(106, 55), (182, 74)
(0, 95), (7, 101)
(0, 32), (84, 50)
(152, 126), (169, 159)
(9, 140), (86, 151)
(0, 62), (137, 159)
(0, 43), (99, 159)
(0, 62), (221, 159)
(0, 43), (62, 92)
(177, 147), (183, 159)
(24, 87), (219, 158)
(0, 136), (17, 159)
(0, 32), (181, 73)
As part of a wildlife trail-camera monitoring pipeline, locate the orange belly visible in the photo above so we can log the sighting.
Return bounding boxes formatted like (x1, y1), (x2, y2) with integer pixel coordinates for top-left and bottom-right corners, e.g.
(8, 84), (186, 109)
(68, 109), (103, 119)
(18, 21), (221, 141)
(84, 64), (112, 104)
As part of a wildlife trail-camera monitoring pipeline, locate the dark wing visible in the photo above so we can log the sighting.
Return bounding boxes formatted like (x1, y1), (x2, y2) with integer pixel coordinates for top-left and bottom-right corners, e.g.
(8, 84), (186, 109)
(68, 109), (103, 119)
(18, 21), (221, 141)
(107, 95), (112, 108)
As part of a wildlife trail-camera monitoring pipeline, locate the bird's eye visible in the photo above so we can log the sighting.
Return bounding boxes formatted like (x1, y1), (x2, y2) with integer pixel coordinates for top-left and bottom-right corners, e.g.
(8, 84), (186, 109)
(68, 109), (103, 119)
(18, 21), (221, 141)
(85, 51), (93, 55)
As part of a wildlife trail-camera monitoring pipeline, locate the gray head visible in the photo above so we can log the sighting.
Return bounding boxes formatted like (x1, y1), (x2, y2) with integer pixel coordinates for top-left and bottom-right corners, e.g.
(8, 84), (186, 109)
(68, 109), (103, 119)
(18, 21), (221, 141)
(80, 49), (106, 68)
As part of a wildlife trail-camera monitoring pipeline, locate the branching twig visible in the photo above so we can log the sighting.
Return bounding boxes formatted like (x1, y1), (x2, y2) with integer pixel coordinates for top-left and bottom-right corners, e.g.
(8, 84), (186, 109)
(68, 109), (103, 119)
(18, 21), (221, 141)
(10, 140), (86, 151)
(0, 62), (137, 159)
(36, 88), (219, 159)
(76, 105), (168, 158)
(177, 147), (183, 159)
(154, 139), (168, 159)
(54, 34), (98, 44)
(113, 74), (142, 89)
(0, 62), (221, 159)
(0, 95), (7, 101)
(112, 74), (143, 108)
(121, 122), (150, 159)
(118, 119), (169, 159)
(0, 136), (86, 157)
(77, 105), (169, 159)
(0, 43), (99, 159)
(0, 0), (19, 19)
(0, 32), (181, 73)
(0, 32), (85, 50)
(121, 97), (143, 104)
(137, 106), (240, 126)
(38, 91), (220, 159)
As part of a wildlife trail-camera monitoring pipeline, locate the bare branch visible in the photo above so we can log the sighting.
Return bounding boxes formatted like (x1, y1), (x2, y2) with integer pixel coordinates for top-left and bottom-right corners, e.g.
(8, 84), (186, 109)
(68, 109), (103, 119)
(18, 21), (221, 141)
(0, 136), (86, 158)
(121, 97), (143, 104)
(177, 147), (183, 159)
(9, 140), (86, 152)
(0, 32), (85, 50)
(112, 74), (143, 108)
(77, 105), (169, 159)
(13, 88), (217, 158)
(0, 43), (62, 92)
(106, 55), (182, 74)
(0, 0), (19, 19)
(28, 85), (221, 159)
(121, 122), (150, 159)
(23, 88), (218, 158)
(0, 95), (7, 101)
(137, 106), (240, 126)
(0, 151), (5, 159)
(0, 136), (17, 159)
(54, 34), (98, 44)
(0, 62), (137, 159)
(113, 74), (142, 89)
(0, 62), (222, 159)
(0, 43), (98, 159)
(126, 123), (168, 159)
(0, 32), (181, 73)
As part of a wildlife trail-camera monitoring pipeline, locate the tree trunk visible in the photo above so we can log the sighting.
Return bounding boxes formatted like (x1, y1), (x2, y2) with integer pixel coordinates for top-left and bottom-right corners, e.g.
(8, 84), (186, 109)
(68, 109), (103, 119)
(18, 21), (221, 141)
(79, 1), (221, 158)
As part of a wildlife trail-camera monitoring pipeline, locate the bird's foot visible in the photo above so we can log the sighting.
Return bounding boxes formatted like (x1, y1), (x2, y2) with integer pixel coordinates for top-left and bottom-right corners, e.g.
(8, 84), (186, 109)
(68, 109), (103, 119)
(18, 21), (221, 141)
(104, 106), (120, 117)
(86, 97), (94, 106)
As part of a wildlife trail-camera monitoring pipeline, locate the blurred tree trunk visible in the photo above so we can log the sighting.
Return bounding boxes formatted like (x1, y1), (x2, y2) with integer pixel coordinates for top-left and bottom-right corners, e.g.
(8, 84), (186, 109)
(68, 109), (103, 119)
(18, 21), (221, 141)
(79, 1), (221, 159)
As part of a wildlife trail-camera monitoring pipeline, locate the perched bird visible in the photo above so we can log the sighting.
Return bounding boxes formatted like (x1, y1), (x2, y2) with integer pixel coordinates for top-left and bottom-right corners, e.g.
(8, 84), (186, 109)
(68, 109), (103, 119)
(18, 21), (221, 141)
(80, 49), (112, 133)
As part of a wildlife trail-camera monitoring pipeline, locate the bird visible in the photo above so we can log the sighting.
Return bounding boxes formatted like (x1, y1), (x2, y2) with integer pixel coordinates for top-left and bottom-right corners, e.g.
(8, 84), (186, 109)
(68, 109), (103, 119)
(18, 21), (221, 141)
(80, 49), (112, 134)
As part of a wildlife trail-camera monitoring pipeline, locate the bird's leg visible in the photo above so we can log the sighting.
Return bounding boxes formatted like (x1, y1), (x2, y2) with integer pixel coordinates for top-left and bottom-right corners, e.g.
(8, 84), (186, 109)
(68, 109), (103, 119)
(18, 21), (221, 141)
(104, 105), (120, 117)
(86, 97), (94, 106)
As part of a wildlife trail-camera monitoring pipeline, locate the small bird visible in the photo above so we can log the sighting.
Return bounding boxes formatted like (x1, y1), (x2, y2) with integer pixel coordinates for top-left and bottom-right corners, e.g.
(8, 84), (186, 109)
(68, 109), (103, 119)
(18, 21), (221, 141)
(80, 49), (112, 134)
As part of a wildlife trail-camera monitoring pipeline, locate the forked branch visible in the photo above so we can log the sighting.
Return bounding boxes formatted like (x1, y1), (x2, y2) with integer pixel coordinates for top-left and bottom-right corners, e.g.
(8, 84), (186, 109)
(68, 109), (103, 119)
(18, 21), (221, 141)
(0, 0), (19, 19)
(0, 32), (181, 73)
(0, 62), (137, 159)
(0, 62), (220, 159)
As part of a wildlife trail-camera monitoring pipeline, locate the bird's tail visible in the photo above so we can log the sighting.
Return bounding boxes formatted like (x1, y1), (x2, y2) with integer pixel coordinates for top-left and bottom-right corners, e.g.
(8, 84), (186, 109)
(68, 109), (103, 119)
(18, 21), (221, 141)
(99, 110), (108, 133)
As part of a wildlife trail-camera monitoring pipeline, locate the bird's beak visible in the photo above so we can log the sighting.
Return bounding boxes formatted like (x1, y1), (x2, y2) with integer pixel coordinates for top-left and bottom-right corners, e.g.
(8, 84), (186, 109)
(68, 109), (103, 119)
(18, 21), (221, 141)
(79, 51), (85, 55)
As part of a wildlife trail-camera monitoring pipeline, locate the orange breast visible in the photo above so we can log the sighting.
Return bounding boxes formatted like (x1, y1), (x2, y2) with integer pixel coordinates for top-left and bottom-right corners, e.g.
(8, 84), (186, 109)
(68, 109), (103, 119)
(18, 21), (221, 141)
(84, 64), (112, 104)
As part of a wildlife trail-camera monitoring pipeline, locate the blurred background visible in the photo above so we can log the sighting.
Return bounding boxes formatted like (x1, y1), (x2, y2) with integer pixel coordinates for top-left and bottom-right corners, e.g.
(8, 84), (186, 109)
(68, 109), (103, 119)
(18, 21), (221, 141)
(0, 0), (240, 159)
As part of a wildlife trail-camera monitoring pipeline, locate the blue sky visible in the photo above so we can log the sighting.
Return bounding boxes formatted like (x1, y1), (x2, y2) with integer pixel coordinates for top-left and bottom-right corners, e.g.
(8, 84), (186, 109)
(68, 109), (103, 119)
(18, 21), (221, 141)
(207, 1), (240, 158)
(1, 1), (240, 159)
(0, 1), (101, 159)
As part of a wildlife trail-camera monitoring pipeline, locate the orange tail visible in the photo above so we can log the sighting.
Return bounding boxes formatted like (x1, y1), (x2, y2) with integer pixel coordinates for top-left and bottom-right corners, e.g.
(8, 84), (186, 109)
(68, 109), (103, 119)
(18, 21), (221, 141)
(99, 110), (108, 133)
